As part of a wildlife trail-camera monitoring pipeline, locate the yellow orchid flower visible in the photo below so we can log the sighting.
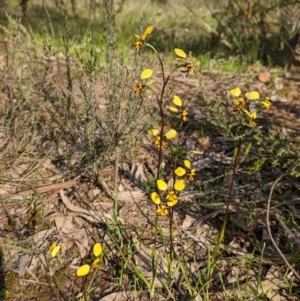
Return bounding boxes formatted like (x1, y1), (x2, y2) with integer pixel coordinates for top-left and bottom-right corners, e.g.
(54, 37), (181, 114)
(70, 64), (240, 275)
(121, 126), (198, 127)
(244, 109), (257, 120)
(174, 48), (196, 76)
(92, 257), (101, 268)
(261, 97), (271, 110)
(166, 191), (178, 207)
(234, 97), (246, 109)
(134, 81), (143, 94)
(134, 26), (153, 49)
(167, 95), (188, 122)
(134, 69), (153, 94)
(180, 108), (189, 122)
(187, 168), (196, 181)
(183, 160), (196, 180)
(156, 205), (168, 216)
(152, 135), (165, 150)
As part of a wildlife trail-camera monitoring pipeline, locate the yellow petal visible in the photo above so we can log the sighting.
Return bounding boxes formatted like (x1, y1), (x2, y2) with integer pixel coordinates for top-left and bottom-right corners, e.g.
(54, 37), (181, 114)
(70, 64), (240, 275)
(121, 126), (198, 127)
(166, 106), (178, 113)
(173, 95), (182, 106)
(245, 91), (260, 100)
(174, 48), (187, 58)
(93, 243), (102, 257)
(230, 87), (241, 97)
(135, 34), (141, 39)
(151, 192), (161, 204)
(261, 99), (271, 110)
(156, 205), (168, 216)
(250, 111), (257, 119)
(244, 110), (257, 119)
(174, 179), (185, 191)
(141, 69), (153, 80)
(184, 160), (191, 169)
(49, 242), (56, 251)
(51, 245), (60, 258)
(167, 197), (178, 207)
(142, 26), (153, 40)
(76, 264), (90, 276)
(148, 129), (159, 136)
(244, 110), (250, 118)
(234, 97), (246, 107)
(134, 41), (143, 49)
(157, 179), (168, 191)
(175, 167), (186, 177)
(165, 129), (177, 139)
(92, 257), (101, 268)
(146, 80), (155, 86)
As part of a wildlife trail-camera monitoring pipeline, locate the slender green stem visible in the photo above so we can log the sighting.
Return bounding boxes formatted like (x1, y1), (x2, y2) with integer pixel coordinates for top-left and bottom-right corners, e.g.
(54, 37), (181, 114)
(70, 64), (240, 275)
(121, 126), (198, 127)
(83, 276), (87, 301)
(169, 207), (174, 259)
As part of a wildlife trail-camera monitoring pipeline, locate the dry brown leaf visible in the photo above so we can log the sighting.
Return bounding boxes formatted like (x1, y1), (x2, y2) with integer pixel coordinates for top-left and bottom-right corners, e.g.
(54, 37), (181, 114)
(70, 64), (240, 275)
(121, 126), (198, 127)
(99, 291), (138, 301)
(122, 161), (148, 189)
(55, 215), (89, 258)
(117, 190), (147, 202)
(59, 189), (118, 224)
(262, 267), (287, 301)
(258, 71), (271, 83)
(226, 266), (287, 300)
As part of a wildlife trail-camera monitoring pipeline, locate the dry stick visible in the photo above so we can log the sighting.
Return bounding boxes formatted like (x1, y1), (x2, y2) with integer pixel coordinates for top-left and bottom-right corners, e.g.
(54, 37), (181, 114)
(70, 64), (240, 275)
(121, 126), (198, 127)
(266, 174), (300, 282)
(18, 177), (81, 195)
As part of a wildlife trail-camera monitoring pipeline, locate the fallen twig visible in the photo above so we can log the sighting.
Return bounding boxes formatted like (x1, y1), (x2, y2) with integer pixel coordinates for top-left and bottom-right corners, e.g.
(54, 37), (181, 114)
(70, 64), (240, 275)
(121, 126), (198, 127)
(17, 176), (83, 196)
(266, 174), (300, 281)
